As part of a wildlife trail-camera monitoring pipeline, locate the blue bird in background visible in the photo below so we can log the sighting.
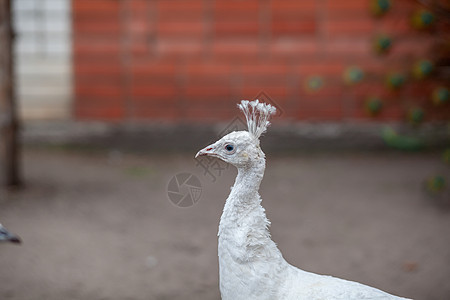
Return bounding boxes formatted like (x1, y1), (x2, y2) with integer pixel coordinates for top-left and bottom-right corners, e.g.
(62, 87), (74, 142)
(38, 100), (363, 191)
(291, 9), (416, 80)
(0, 224), (21, 244)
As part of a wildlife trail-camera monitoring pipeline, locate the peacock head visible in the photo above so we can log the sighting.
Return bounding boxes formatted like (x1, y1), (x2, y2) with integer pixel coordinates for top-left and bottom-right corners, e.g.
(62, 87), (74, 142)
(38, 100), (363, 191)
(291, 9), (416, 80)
(195, 100), (276, 168)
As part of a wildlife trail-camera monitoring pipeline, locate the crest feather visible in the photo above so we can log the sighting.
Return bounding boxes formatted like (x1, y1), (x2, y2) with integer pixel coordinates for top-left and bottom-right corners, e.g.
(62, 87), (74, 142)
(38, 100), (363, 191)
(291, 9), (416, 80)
(238, 99), (276, 140)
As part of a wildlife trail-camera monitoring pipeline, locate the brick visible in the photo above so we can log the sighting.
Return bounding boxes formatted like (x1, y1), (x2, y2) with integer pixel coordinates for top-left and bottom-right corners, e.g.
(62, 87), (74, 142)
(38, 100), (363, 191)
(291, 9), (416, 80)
(130, 2), (152, 22)
(295, 60), (345, 76)
(128, 18), (152, 38)
(74, 95), (125, 121)
(70, 0), (435, 123)
(156, 39), (204, 57)
(389, 38), (433, 58)
(73, 0), (120, 16)
(437, 0), (450, 10)
(297, 105), (344, 121)
(350, 82), (391, 98)
(75, 74), (122, 86)
(378, 106), (405, 121)
(239, 62), (290, 77)
(326, 0), (369, 14)
(239, 65), (291, 90)
(300, 83), (344, 99)
(74, 38), (121, 58)
(73, 0), (120, 12)
(241, 85), (289, 103)
(213, 0), (260, 39)
(130, 97), (178, 108)
(74, 19), (121, 36)
(391, 0), (418, 14)
(184, 62), (233, 78)
(76, 84), (122, 100)
(430, 105), (450, 121)
(157, 20), (204, 37)
(269, 38), (319, 57)
(403, 81), (434, 98)
(272, 18), (316, 36)
(157, 0), (204, 12)
(324, 38), (371, 57)
(212, 40), (260, 59)
(75, 62), (122, 76)
(157, 0), (204, 19)
(299, 94), (344, 106)
(183, 106), (235, 122)
(325, 18), (375, 36)
(130, 0), (149, 12)
(357, 58), (388, 75)
(73, 13), (118, 22)
(363, 59), (407, 79)
(436, 21), (450, 37)
(378, 18), (411, 34)
(376, 101), (405, 121)
(298, 84), (345, 120)
(240, 77), (288, 93)
(184, 84), (233, 100)
(270, 0), (316, 15)
(72, 16), (121, 39)
(130, 40), (152, 58)
(131, 61), (177, 78)
(214, 19), (259, 37)
(131, 84), (177, 99)
(75, 96), (123, 107)
(214, 0), (260, 18)
(132, 105), (179, 121)
(182, 98), (236, 120)
(75, 105), (124, 121)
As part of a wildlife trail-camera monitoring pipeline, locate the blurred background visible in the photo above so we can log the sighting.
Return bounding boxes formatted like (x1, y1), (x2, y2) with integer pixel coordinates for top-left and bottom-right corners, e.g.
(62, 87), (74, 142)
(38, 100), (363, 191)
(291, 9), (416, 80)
(0, 0), (449, 299)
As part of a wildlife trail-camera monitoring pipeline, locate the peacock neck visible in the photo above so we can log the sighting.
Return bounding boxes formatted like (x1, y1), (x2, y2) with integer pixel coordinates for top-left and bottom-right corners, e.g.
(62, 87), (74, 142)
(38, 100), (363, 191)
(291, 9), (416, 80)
(218, 155), (284, 266)
(231, 158), (265, 206)
(219, 157), (266, 229)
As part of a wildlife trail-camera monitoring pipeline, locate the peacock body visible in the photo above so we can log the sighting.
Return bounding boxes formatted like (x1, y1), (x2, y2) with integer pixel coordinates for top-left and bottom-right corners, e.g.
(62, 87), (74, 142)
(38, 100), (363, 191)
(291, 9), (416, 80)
(196, 100), (411, 300)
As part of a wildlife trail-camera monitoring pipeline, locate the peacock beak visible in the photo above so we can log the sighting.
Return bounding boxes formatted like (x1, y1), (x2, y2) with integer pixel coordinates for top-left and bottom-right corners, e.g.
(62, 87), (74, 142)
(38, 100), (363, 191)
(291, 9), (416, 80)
(195, 144), (216, 158)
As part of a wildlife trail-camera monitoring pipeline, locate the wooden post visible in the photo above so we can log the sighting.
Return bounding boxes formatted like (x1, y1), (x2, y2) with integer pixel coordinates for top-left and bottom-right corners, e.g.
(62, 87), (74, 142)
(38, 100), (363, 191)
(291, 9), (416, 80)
(0, 0), (21, 187)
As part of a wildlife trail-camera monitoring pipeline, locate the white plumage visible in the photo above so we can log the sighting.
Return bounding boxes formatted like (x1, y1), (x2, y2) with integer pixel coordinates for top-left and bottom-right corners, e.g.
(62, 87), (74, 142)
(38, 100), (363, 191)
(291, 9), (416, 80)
(196, 100), (411, 300)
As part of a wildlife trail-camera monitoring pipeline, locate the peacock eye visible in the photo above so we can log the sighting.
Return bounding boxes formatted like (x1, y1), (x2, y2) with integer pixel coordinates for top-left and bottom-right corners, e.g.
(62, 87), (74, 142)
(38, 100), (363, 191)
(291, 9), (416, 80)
(224, 144), (235, 153)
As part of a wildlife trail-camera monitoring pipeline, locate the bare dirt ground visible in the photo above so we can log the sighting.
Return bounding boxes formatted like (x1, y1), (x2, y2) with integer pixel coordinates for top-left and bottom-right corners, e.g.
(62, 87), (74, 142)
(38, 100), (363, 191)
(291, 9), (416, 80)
(0, 148), (449, 300)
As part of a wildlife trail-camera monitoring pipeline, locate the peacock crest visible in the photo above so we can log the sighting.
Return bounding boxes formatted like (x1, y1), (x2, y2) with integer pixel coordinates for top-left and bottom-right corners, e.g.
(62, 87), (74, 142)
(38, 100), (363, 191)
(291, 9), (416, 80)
(238, 99), (276, 141)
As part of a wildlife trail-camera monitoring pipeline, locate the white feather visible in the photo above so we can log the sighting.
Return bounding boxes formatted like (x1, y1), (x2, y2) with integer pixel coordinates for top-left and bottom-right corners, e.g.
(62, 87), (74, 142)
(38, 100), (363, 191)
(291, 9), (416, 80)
(238, 99), (276, 141)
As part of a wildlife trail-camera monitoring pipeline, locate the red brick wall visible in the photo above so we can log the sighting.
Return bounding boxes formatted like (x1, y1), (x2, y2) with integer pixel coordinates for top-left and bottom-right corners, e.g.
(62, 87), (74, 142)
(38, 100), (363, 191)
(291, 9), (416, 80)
(73, 0), (449, 122)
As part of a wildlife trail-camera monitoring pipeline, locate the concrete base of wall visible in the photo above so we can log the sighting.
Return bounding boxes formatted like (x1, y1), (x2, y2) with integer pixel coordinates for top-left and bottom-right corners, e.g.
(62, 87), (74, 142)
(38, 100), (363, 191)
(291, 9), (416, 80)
(21, 121), (449, 153)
